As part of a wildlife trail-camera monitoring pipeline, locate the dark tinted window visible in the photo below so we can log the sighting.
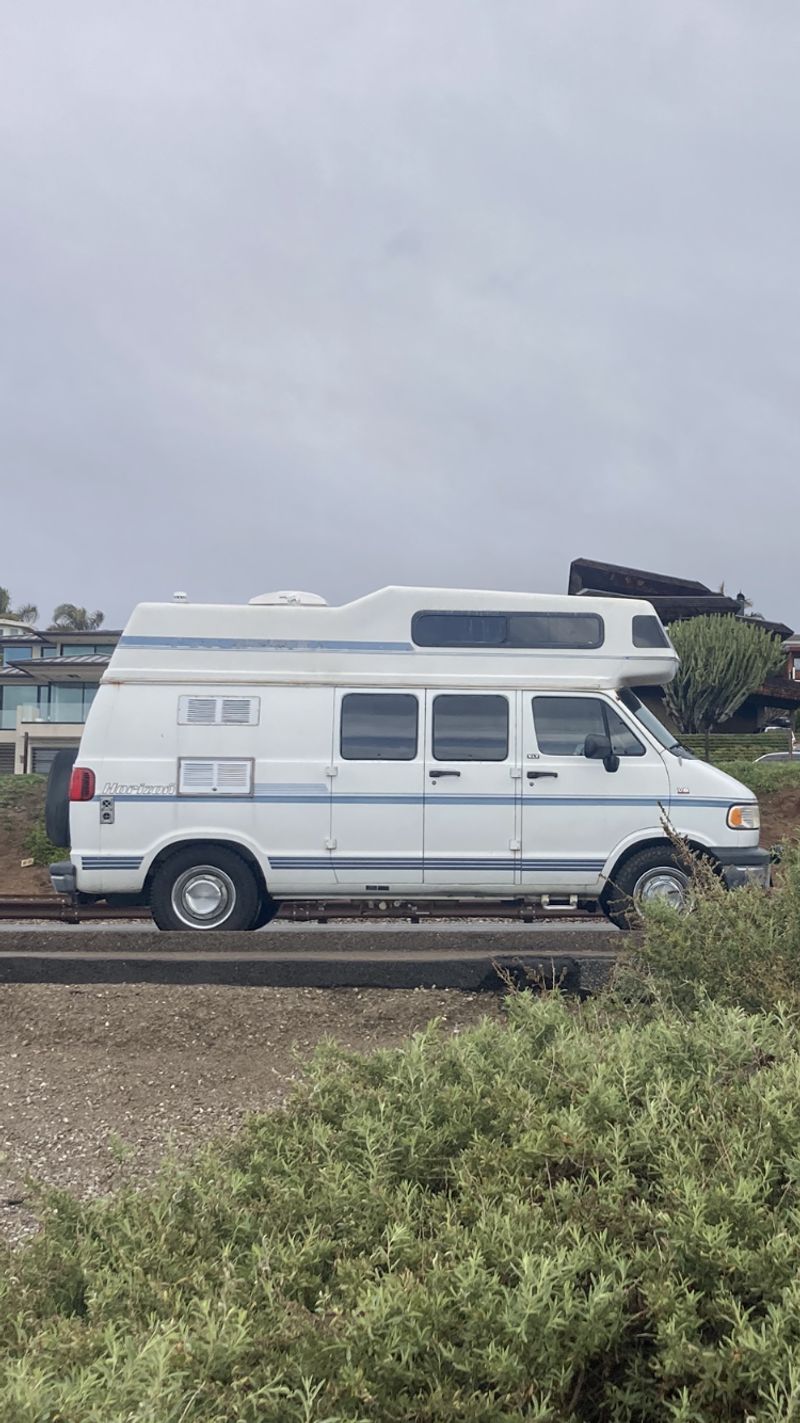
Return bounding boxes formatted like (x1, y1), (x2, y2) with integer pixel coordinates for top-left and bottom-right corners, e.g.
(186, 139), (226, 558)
(412, 610), (603, 649)
(532, 698), (645, 757)
(632, 615), (669, 648)
(340, 694), (418, 760)
(505, 613), (603, 648)
(432, 695), (508, 761)
(412, 613), (506, 647)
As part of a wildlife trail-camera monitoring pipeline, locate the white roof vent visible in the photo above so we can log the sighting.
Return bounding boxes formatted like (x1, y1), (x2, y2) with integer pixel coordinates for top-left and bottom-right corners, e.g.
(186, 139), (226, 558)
(248, 590), (328, 607)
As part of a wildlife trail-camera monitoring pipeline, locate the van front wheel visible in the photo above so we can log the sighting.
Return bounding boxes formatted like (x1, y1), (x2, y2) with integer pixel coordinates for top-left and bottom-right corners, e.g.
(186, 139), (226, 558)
(605, 847), (692, 929)
(150, 847), (260, 931)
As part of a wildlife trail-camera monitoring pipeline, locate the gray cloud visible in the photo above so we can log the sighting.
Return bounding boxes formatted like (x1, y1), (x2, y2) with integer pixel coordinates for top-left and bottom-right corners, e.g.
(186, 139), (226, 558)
(1, 0), (798, 627)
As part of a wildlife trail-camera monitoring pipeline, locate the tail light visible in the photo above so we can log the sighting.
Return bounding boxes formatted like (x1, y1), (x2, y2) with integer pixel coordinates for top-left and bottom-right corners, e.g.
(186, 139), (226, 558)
(69, 767), (96, 802)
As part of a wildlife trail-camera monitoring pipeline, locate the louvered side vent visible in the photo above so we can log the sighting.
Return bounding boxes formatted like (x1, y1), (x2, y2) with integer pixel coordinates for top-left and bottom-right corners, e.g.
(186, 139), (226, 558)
(215, 760), (252, 790)
(179, 760), (216, 791)
(179, 696), (218, 725)
(221, 697), (259, 725)
(178, 696), (259, 726)
(178, 758), (254, 796)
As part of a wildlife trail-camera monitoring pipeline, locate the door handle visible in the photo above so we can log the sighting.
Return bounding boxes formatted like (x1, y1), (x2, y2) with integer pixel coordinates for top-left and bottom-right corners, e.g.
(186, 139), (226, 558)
(429, 769), (461, 778)
(527, 770), (558, 780)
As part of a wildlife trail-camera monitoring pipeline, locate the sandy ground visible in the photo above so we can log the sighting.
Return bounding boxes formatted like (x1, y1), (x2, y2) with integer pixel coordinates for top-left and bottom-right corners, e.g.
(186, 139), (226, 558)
(0, 983), (502, 1247)
(759, 785), (800, 851)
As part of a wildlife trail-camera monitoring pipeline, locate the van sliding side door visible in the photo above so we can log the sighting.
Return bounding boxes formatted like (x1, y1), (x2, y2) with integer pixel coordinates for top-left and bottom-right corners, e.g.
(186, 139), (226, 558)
(422, 690), (520, 888)
(329, 689), (425, 887)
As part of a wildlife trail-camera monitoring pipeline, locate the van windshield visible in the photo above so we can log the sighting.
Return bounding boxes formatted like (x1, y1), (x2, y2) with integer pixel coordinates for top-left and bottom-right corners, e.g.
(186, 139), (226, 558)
(617, 690), (695, 758)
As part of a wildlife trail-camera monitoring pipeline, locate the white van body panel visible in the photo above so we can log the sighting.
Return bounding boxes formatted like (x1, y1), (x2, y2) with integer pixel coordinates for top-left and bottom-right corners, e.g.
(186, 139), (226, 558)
(67, 586), (762, 903)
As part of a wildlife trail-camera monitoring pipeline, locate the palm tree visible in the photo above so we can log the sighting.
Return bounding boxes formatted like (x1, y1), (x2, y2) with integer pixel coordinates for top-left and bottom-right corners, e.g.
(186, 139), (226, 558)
(0, 587), (39, 624)
(50, 604), (105, 631)
(13, 603), (39, 624)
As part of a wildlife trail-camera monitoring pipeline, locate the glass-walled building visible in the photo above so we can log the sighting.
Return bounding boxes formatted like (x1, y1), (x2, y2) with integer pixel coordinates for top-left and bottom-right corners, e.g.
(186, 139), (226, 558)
(0, 623), (121, 774)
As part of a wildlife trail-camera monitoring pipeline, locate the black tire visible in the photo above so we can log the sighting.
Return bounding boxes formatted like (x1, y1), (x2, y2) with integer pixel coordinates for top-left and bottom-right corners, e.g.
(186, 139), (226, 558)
(605, 845), (693, 929)
(252, 897), (281, 930)
(45, 748), (79, 848)
(150, 846), (260, 931)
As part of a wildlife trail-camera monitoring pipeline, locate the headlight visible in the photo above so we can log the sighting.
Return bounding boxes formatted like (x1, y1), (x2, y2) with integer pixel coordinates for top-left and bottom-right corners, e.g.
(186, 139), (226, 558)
(727, 804), (760, 830)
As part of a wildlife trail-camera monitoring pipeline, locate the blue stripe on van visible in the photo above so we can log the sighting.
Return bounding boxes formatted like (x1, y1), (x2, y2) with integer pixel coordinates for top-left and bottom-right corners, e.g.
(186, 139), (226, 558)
(97, 788), (737, 809)
(269, 853), (603, 865)
(270, 857), (606, 871)
(118, 635), (414, 653)
(80, 856), (143, 869)
(116, 635), (665, 663)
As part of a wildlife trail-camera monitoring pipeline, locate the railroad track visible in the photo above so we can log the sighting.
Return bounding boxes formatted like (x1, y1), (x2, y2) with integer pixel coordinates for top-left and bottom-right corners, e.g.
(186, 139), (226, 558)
(0, 894), (599, 925)
(0, 896), (150, 923)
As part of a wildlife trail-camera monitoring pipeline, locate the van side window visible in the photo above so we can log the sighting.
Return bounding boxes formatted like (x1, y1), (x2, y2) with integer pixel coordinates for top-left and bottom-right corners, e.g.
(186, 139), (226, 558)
(340, 693), (418, 760)
(412, 610), (603, 649)
(632, 615), (669, 648)
(412, 613), (506, 647)
(532, 698), (645, 757)
(433, 695), (508, 761)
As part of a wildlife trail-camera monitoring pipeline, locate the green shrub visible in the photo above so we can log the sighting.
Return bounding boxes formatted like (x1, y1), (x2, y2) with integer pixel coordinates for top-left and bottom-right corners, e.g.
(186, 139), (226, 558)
(0, 773), (45, 811)
(709, 758), (800, 798)
(22, 820), (66, 866)
(683, 733), (786, 761)
(621, 843), (800, 1015)
(6, 995), (800, 1419)
(0, 776), (64, 865)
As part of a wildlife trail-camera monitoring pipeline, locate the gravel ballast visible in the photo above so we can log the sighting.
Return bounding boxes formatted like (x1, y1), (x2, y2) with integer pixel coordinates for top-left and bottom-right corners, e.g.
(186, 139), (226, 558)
(0, 983), (501, 1246)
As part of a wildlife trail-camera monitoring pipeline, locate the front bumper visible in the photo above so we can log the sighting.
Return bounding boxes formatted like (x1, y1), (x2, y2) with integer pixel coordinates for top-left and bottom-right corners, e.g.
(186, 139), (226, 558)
(711, 846), (772, 890)
(49, 860), (77, 897)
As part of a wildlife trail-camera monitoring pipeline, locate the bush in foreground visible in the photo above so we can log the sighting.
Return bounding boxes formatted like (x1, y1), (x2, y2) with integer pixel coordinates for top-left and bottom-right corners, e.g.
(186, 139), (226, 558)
(629, 842), (800, 1015)
(4, 994), (800, 1420)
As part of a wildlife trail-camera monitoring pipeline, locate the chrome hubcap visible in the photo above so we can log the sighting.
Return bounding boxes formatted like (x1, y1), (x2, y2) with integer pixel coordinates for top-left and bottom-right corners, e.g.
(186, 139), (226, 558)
(171, 866), (236, 928)
(633, 867), (690, 910)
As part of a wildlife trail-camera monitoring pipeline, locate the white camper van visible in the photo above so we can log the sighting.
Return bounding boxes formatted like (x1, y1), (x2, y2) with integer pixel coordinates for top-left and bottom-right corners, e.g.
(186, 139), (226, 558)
(47, 586), (770, 929)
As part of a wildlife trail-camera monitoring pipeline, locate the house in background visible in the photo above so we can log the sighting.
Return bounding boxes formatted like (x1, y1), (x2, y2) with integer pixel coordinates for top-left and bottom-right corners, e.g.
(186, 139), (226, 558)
(784, 634), (800, 683)
(568, 558), (800, 732)
(0, 621), (121, 774)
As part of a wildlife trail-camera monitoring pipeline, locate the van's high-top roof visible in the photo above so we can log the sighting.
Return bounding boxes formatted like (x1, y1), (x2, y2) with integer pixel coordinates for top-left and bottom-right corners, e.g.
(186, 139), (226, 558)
(107, 585), (678, 691)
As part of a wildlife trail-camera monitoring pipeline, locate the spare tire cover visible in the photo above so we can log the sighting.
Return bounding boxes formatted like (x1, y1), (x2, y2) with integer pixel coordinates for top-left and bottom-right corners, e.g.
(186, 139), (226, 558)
(45, 748), (79, 848)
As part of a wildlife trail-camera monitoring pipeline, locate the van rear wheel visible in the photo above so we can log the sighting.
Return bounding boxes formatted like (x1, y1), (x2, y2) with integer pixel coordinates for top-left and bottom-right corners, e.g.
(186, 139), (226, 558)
(150, 847), (260, 931)
(605, 847), (692, 929)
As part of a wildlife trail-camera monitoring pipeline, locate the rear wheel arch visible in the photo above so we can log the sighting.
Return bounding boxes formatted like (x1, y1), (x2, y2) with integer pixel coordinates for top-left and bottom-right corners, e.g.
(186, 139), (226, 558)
(143, 838), (269, 896)
(144, 839), (278, 930)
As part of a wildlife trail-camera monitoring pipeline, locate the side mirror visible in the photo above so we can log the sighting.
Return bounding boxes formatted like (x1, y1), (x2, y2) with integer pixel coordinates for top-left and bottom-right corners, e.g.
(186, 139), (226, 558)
(584, 733), (620, 774)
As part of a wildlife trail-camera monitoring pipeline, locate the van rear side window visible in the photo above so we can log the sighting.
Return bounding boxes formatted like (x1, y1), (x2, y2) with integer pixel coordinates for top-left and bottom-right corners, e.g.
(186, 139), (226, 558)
(340, 694), (418, 760)
(433, 695), (509, 761)
(412, 610), (603, 649)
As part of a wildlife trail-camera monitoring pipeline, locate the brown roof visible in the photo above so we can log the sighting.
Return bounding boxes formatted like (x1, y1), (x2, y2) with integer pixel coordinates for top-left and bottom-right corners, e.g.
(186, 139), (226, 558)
(569, 558), (712, 599)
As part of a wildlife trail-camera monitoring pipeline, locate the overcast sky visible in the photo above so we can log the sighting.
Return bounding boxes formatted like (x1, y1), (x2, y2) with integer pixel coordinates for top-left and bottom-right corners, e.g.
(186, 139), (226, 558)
(1, 1), (798, 629)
